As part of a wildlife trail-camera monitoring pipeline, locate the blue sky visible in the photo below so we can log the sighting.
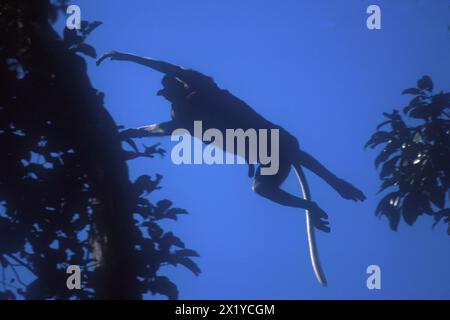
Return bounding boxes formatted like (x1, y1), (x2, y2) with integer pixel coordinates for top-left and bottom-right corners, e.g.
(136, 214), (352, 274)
(61, 0), (450, 299)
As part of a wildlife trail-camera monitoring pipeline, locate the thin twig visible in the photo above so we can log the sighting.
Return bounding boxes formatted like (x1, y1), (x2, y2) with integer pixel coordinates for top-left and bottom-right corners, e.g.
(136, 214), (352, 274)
(5, 254), (34, 274)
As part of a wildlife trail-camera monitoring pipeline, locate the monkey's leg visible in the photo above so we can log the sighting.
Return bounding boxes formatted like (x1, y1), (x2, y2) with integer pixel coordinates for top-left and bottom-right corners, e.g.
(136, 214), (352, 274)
(251, 162), (330, 232)
(296, 150), (338, 187)
(296, 149), (366, 202)
(253, 183), (330, 233)
(253, 158), (328, 285)
(253, 181), (311, 208)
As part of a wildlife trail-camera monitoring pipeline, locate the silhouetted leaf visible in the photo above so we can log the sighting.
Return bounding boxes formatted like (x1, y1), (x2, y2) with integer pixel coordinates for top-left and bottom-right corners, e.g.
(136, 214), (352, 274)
(402, 193), (422, 225)
(148, 276), (178, 300)
(177, 257), (201, 276)
(134, 175), (162, 194)
(388, 209), (401, 231)
(433, 209), (450, 229)
(375, 192), (401, 230)
(145, 221), (163, 239)
(409, 95), (425, 107)
(409, 105), (433, 119)
(81, 21), (103, 36)
(402, 88), (422, 95)
(164, 208), (188, 220)
(375, 143), (399, 168)
(159, 232), (185, 250)
(378, 178), (397, 194)
(365, 131), (392, 149)
(376, 120), (391, 130)
(380, 156), (400, 179)
(382, 110), (400, 120)
(375, 192), (399, 216)
(176, 249), (200, 257)
(75, 43), (97, 58)
(156, 199), (173, 213)
(430, 188), (446, 209)
(417, 75), (433, 92)
(143, 143), (166, 158)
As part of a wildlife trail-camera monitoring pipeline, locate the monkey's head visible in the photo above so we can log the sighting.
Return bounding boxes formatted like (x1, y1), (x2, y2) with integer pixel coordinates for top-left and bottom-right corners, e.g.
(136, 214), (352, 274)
(157, 75), (188, 103)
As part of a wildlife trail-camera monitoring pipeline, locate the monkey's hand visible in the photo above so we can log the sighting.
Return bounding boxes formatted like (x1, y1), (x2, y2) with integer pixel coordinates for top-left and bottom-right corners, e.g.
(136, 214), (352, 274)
(96, 50), (129, 66)
(309, 202), (331, 233)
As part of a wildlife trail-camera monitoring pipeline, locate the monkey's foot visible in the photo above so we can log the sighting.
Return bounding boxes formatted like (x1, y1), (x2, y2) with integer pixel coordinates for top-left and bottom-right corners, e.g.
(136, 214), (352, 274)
(333, 178), (366, 202)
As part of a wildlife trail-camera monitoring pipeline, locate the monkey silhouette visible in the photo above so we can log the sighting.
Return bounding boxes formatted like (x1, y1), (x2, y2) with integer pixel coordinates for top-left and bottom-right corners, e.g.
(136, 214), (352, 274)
(97, 51), (366, 286)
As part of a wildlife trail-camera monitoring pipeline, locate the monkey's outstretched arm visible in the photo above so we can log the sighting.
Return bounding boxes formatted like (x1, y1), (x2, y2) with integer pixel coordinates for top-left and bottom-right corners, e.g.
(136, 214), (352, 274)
(97, 51), (183, 75)
(119, 121), (181, 139)
(292, 163), (327, 286)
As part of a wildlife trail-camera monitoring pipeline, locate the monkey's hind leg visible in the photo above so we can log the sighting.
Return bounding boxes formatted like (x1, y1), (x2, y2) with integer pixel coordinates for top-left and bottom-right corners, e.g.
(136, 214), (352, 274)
(251, 162), (330, 233)
(251, 160), (329, 286)
(295, 149), (366, 202)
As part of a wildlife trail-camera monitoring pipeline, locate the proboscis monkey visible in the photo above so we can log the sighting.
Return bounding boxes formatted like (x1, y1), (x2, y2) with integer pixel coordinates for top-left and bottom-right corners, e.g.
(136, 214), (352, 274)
(97, 51), (366, 285)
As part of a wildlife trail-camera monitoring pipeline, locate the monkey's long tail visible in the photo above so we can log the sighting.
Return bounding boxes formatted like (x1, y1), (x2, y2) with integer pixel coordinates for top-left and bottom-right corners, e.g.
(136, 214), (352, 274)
(292, 163), (327, 286)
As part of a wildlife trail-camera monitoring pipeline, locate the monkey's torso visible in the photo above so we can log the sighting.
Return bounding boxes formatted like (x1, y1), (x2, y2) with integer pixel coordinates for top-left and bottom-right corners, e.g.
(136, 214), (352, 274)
(166, 69), (300, 168)
(170, 87), (299, 161)
(171, 90), (276, 130)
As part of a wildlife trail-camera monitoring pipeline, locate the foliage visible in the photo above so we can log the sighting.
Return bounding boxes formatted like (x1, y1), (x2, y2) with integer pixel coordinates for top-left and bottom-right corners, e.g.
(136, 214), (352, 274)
(366, 76), (450, 234)
(0, 0), (199, 299)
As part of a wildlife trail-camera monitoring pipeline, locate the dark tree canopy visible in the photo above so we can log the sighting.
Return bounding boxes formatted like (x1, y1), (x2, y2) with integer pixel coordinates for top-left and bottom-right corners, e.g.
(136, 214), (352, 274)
(366, 76), (450, 234)
(0, 0), (199, 299)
